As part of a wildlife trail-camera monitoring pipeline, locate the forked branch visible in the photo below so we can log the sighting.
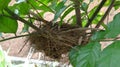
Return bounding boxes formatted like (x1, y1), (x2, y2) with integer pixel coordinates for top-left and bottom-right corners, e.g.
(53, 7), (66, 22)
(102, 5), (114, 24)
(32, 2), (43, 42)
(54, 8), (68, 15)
(95, 0), (115, 28)
(85, 0), (107, 27)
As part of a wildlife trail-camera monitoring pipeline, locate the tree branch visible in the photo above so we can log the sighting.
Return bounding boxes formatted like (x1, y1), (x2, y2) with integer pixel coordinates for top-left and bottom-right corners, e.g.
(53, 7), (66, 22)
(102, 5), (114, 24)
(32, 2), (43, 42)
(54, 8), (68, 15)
(72, 0), (82, 27)
(0, 34), (30, 42)
(95, 0), (115, 28)
(0, 32), (41, 42)
(4, 8), (40, 31)
(85, 0), (107, 27)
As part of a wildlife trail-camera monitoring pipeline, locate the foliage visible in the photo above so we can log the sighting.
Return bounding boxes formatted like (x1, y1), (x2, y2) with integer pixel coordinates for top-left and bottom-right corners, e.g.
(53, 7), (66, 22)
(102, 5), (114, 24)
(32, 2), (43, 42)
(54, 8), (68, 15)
(0, 0), (120, 67)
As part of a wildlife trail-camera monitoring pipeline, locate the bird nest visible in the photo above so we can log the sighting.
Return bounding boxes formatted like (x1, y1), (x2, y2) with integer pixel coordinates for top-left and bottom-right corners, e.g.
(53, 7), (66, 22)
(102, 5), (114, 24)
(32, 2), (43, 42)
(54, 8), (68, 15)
(28, 22), (88, 60)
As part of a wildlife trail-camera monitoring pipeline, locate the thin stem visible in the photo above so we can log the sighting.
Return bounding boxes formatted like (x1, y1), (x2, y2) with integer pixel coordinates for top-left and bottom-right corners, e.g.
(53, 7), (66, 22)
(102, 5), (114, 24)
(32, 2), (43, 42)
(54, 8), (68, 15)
(101, 37), (120, 41)
(95, 0), (115, 28)
(85, 0), (107, 27)
(72, 0), (82, 27)
(0, 34), (30, 42)
(59, 27), (101, 34)
(4, 8), (40, 31)
(18, 38), (29, 53)
(29, 11), (49, 23)
(0, 32), (42, 42)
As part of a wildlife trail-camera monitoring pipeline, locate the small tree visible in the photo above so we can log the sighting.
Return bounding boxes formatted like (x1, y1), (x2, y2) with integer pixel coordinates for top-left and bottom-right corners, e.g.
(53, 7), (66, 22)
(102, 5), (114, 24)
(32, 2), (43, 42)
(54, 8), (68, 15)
(0, 0), (120, 67)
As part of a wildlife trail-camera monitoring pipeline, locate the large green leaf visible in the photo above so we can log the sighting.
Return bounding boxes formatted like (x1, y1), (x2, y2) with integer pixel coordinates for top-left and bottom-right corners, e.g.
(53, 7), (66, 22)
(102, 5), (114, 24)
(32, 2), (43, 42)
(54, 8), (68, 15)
(0, 16), (18, 33)
(105, 13), (120, 38)
(0, 0), (10, 10)
(69, 42), (101, 67)
(96, 41), (120, 67)
(91, 30), (107, 41)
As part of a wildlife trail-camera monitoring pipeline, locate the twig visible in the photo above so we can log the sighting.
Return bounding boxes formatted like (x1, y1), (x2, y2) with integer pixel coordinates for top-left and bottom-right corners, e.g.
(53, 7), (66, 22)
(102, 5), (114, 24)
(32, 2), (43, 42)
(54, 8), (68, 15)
(95, 0), (115, 28)
(18, 38), (29, 53)
(29, 11), (49, 23)
(85, 0), (107, 27)
(93, 36), (120, 42)
(101, 39), (120, 42)
(27, 0), (51, 24)
(59, 28), (101, 34)
(0, 34), (30, 42)
(4, 8), (40, 31)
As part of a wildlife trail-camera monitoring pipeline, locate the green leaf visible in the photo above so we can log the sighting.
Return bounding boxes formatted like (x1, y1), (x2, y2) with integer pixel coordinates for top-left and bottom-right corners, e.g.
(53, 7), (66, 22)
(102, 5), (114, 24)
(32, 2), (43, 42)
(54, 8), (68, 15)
(0, 0), (11, 10)
(61, 7), (74, 20)
(59, 7), (74, 25)
(37, 0), (54, 13)
(14, 2), (31, 15)
(39, 5), (54, 13)
(81, 2), (88, 12)
(21, 18), (34, 33)
(91, 13), (120, 40)
(91, 30), (107, 41)
(96, 41), (120, 67)
(69, 42), (101, 67)
(28, 0), (40, 9)
(88, 6), (97, 18)
(53, 0), (68, 22)
(55, 0), (66, 12)
(92, 13), (103, 24)
(21, 24), (29, 33)
(0, 16), (18, 33)
(67, 15), (75, 24)
(49, 0), (57, 10)
(38, 0), (52, 5)
(114, 1), (120, 10)
(104, 0), (111, 6)
(101, 23), (107, 29)
(53, 4), (67, 22)
(105, 13), (120, 38)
